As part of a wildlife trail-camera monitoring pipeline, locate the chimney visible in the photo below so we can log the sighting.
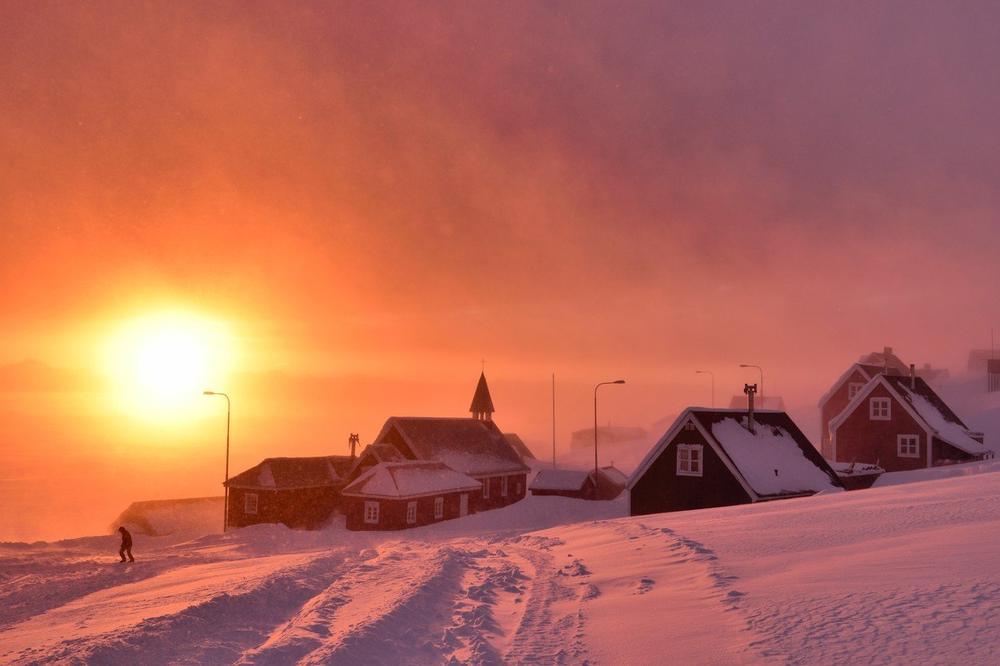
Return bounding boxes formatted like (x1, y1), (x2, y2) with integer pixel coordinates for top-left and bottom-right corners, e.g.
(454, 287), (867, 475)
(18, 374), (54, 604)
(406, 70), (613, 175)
(743, 383), (757, 434)
(910, 364), (916, 390)
(884, 346), (893, 356)
(348, 433), (359, 460)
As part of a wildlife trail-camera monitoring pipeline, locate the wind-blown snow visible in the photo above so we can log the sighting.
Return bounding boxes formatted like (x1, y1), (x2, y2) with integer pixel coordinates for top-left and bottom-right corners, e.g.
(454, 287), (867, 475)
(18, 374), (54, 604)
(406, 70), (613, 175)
(5, 461), (1000, 663)
(901, 388), (990, 455)
(710, 418), (840, 496)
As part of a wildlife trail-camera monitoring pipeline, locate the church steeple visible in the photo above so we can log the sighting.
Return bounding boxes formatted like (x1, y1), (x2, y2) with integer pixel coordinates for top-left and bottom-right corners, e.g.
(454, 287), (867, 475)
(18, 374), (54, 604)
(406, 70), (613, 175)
(469, 371), (495, 421)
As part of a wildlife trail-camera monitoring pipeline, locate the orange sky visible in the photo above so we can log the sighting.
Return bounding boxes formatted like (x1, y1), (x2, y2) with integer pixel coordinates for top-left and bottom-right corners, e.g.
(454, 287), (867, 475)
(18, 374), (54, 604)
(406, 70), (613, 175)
(3, 2), (1000, 540)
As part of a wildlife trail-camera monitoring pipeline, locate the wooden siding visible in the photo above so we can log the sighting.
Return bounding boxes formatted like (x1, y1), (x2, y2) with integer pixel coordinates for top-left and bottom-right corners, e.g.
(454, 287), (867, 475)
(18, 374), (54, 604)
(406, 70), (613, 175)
(820, 368), (870, 457)
(832, 383), (928, 472)
(630, 427), (752, 516)
(226, 486), (338, 530)
(344, 489), (477, 530)
(475, 473), (527, 510)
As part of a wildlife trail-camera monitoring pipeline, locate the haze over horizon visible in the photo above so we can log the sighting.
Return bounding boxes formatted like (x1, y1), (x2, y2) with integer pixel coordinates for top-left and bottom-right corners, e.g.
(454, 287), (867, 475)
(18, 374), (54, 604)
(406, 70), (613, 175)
(3, 1), (1000, 541)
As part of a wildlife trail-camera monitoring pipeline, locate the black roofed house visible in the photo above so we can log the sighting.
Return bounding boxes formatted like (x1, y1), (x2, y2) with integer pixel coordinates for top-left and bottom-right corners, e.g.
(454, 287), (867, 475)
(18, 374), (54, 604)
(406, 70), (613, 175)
(224, 455), (355, 529)
(829, 371), (994, 472)
(341, 461), (482, 530)
(347, 441), (409, 484)
(628, 406), (843, 516)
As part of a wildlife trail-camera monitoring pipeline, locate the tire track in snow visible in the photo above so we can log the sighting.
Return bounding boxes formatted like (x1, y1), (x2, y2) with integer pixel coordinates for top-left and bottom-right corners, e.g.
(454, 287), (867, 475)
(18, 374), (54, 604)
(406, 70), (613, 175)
(242, 543), (471, 665)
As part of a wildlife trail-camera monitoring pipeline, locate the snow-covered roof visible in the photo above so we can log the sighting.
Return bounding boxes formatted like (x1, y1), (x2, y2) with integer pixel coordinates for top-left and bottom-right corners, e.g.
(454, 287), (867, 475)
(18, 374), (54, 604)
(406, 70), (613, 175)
(708, 418), (841, 497)
(630, 408), (842, 500)
(341, 461), (482, 499)
(376, 417), (529, 477)
(597, 465), (628, 487)
(503, 433), (536, 460)
(225, 456), (355, 490)
(884, 376), (990, 456)
(530, 469), (593, 492)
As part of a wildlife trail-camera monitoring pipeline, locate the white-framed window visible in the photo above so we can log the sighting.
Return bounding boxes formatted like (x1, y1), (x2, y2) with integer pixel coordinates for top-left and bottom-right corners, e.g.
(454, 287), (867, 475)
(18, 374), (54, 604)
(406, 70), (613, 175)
(244, 492), (258, 515)
(848, 382), (865, 400)
(482, 478), (490, 499)
(870, 397), (891, 420)
(501, 475), (509, 497)
(364, 501), (380, 524)
(897, 434), (920, 458)
(684, 421), (696, 431)
(434, 496), (444, 519)
(676, 444), (703, 477)
(406, 501), (417, 524)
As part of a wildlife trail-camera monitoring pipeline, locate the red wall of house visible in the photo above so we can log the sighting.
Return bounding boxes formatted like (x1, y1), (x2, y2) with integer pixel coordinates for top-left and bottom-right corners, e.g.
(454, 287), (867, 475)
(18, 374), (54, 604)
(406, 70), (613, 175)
(820, 368), (870, 457)
(227, 486), (339, 529)
(344, 489), (479, 530)
(832, 384), (928, 472)
(475, 473), (527, 510)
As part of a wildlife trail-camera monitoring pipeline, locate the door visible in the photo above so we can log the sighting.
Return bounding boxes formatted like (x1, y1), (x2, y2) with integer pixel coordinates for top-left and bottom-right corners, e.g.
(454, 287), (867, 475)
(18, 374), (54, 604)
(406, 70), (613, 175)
(459, 493), (469, 517)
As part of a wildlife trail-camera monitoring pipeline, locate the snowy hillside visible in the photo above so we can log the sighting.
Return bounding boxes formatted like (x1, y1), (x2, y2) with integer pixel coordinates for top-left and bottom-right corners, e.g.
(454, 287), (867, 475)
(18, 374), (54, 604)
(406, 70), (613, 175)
(5, 464), (1000, 663)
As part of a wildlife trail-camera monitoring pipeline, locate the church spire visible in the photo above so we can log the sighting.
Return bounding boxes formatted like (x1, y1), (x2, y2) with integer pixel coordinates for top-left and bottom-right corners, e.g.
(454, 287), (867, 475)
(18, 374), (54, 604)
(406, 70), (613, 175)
(469, 371), (495, 421)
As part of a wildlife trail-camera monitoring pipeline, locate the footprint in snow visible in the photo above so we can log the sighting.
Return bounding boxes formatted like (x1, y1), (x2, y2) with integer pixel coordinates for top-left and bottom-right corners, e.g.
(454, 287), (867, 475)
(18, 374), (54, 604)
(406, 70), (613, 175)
(581, 583), (601, 601)
(558, 560), (591, 577)
(635, 578), (655, 594)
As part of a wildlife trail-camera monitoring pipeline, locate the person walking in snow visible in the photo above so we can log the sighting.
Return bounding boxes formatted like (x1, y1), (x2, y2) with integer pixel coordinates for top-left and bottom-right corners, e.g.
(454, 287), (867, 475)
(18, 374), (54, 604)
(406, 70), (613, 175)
(118, 526), (135, 563)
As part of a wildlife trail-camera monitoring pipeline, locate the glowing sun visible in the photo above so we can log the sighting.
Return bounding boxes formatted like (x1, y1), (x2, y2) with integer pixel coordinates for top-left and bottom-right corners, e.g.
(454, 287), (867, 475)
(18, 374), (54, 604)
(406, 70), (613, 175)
(103, 311), (235, 419)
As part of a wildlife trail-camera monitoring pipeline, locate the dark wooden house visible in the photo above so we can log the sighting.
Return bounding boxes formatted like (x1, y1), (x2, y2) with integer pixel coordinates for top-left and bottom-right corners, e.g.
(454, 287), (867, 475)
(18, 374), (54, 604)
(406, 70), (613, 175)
(341, 461), (482, 530)
(829, 373), (993, 472)
(628, 408), (842, 516)
(529, 466), (627, 500)
(224, 455), (355, 529)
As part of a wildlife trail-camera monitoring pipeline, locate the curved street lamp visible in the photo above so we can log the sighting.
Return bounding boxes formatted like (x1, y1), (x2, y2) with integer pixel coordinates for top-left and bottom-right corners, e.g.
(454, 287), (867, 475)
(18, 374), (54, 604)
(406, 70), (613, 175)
(594, 379), (626, 477)
(695, 370), (715, 408)
(739, 364), (764, 402)
(203, 390), (231, 532)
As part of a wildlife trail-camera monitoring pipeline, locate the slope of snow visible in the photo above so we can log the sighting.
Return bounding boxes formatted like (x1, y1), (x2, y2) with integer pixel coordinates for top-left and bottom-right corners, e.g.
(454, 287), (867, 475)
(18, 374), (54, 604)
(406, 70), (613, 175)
(6, 469), (1000, 663)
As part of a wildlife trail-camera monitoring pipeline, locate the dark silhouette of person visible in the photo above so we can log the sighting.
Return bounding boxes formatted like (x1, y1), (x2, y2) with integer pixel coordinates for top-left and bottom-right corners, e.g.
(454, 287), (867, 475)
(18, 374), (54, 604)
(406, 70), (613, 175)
(118, 526), (135, 563)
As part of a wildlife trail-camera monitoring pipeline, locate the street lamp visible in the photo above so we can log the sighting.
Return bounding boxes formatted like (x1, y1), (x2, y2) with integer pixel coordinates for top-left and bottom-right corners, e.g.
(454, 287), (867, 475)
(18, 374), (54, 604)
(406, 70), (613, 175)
(739, 364), (764, 402)
(695, 370), (715, 408)
(203, 390), (231, 533)
(594, 379), (625, 478)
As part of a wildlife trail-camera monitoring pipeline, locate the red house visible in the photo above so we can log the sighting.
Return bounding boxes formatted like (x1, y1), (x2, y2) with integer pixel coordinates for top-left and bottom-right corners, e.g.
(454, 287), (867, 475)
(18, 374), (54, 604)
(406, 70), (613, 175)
(341, 461), (482, 530)
(829, 373), (993, 472)
(628, 407), (842, 516)
(224, 455), (355, 529)
(817, 361), (885, 459)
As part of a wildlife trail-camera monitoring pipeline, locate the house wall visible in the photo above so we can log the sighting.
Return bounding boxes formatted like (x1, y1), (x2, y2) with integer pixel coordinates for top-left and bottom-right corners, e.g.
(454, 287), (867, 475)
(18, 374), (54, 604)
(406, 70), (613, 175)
(630, 428), (752, 516)
(832, 384), (928, 472)
(226, 486), (338, 529)
(475, 473), (527, 510)
(344, 489), (478, 531)
(820, 368), (870, 457)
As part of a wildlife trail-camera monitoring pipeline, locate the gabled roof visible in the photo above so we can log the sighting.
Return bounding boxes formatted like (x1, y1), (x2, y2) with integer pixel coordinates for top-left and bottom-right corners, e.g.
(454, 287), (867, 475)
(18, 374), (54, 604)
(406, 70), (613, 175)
(503, 433), (536, 460)
(828, 375), (991, 456)
(860, 348), (909, 375)
(224, 456), (354, 490)
(469, 372), (495, 415)
(629, 408), (842, 500)
(376, 417), (530, 477)
(341, 461), (482, 499)
(529, 469), (593, 492)
(817, 363), (878, 407)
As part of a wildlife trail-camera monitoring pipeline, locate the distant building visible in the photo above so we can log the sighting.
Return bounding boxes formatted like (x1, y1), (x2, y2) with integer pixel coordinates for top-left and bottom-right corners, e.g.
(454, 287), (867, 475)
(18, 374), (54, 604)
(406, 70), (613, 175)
(829, 374), (993, 472)
(628, 407), (842, 516)
(529, 465), (626, 501)
(341, 461), (482, 530)
(570, 426), (647, 451)
(224, 456), (355, 529)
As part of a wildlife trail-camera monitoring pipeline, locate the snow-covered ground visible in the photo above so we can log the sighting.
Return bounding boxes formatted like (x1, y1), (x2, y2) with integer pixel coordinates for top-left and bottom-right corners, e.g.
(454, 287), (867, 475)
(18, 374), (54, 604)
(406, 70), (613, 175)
(5, 462), (1000, 664)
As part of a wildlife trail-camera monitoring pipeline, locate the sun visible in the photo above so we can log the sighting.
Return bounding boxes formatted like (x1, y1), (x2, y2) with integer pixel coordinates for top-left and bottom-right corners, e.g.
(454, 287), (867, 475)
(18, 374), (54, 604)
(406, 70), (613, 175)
(103, 311), (235, 421)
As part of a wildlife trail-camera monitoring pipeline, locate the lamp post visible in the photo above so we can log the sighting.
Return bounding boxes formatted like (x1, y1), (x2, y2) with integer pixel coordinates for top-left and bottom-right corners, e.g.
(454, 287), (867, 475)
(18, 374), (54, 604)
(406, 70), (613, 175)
(594, 379), (625, 478)
(695, 370), (715, 408)
(203, 390), (231, 533)
(739, 364), (764, 402)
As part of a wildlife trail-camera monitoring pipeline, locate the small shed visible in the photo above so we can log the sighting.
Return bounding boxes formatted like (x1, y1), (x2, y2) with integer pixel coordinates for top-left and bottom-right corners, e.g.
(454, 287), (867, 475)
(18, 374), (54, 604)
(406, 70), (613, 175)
(530, 469), (597, 499)
(341, 461), (482, 530)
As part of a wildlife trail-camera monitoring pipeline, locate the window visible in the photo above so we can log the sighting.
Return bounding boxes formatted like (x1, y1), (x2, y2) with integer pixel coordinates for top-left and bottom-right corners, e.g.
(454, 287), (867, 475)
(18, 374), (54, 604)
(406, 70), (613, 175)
(897, 434), (920, 458)
(684, 421), (696, 431)
(406, 501), (417, 524)
(870, 397), (891, 420)
(482, 478), (490, 499)
(434, 496), (444, 519)
(676, 444), (703, 477)
(848, 382), (865, 400)
(501, 475), (509, 497)
(244, 493), (258, 515)
(364, 501), (380, 524)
